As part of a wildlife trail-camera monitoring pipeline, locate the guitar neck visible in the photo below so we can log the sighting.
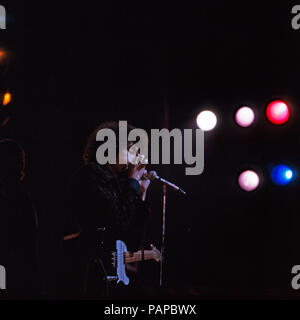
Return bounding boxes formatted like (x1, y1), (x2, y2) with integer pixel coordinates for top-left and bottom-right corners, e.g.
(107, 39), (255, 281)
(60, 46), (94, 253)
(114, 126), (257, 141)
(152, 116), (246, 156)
(124, 250), (153, 263)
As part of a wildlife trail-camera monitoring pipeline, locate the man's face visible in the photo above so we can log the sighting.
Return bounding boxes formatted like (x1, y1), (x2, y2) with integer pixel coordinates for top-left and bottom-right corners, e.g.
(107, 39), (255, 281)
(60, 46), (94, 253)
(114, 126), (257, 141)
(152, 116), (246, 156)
(118, 145), (136, 166)
(116, 143), (147, 173)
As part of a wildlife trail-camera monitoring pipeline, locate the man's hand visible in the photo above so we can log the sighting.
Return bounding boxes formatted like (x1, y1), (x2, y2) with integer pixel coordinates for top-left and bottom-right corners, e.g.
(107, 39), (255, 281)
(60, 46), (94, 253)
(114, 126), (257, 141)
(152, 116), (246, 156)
(128, 154), (150, 200)
(127, 153), (148, 181)
(128, 163), (146, 181)
(139, 170), (151, 201)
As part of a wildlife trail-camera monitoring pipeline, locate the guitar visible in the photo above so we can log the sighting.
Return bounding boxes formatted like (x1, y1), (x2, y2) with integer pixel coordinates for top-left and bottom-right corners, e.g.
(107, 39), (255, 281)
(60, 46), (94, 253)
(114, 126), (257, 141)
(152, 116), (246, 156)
(111, 240), (161, 286)
(63, 231), (161, 286)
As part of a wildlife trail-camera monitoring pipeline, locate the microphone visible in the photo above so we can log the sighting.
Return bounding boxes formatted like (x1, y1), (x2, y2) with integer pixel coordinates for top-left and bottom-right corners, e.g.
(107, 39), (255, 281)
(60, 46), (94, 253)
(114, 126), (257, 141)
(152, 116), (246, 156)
(143, 171), (187, 195)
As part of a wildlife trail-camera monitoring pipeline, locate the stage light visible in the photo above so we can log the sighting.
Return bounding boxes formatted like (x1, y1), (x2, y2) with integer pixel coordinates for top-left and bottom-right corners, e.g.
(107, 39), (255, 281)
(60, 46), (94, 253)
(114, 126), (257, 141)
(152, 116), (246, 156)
(235, 106), (255, 127)
(196, 110), (217, 131)
(0, 49), (7, 63)
(0, 50), (6, 62)
(238, 170), (260, 192)
(266, 100), (290, 125)
(271, 165), (293, 185)
(3, 92), (11, 106)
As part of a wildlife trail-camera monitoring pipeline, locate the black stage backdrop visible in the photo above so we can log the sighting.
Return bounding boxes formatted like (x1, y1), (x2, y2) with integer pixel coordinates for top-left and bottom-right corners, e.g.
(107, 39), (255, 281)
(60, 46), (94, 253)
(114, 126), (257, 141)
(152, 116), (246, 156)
(1, 1), (300, 298)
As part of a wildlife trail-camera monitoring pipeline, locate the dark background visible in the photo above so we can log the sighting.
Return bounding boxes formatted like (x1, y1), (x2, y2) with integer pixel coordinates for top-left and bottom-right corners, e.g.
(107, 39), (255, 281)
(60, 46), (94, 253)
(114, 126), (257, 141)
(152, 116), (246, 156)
(1, 0), (300, 298)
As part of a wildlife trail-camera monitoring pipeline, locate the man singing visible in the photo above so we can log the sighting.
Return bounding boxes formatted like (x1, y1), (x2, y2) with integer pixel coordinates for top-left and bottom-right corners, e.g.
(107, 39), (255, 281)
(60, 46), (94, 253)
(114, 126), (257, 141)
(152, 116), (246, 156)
(65, 121), (151, 298)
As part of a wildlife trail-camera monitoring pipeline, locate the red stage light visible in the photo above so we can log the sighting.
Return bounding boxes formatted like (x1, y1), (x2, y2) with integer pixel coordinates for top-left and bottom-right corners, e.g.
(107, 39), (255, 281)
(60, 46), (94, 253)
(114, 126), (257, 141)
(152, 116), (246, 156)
(266, 100), (290, 125)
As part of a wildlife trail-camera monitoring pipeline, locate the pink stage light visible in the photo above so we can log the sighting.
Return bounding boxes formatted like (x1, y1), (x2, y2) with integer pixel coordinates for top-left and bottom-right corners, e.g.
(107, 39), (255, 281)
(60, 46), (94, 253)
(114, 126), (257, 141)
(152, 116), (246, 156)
(235, 106), (255, 127)
(238, 170), (260, 192)
(266, 100), (290, 125)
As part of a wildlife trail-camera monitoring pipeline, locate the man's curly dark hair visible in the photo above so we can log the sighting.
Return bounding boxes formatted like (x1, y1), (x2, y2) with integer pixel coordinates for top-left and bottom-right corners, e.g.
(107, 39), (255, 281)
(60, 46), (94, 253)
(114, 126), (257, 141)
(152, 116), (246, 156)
(83, 121), (135, 165)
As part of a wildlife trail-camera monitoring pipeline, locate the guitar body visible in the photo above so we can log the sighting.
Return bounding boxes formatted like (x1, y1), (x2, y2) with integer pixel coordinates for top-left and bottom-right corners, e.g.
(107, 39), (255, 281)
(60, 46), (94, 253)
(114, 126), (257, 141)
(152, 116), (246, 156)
(63, 228), (160, 291)
(97, 230), (132, 286)
(115, 240), (130, 285)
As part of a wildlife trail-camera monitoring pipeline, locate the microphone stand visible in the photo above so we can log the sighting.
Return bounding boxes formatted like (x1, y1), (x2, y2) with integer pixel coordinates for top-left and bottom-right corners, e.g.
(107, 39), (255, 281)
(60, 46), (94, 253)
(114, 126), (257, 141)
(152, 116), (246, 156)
(160, 184), (167, 287)
(159, 178), (186, 288)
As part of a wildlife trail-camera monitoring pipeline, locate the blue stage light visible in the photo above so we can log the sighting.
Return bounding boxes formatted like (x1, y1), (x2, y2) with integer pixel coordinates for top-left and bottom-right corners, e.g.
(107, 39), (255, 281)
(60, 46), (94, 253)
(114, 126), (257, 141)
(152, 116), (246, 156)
(271, 165), (293, 185)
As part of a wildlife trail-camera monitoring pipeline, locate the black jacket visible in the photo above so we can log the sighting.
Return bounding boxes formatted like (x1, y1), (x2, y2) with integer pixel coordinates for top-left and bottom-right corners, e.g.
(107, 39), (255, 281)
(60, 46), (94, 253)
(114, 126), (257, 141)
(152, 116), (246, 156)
(68, 162), (150, 254)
